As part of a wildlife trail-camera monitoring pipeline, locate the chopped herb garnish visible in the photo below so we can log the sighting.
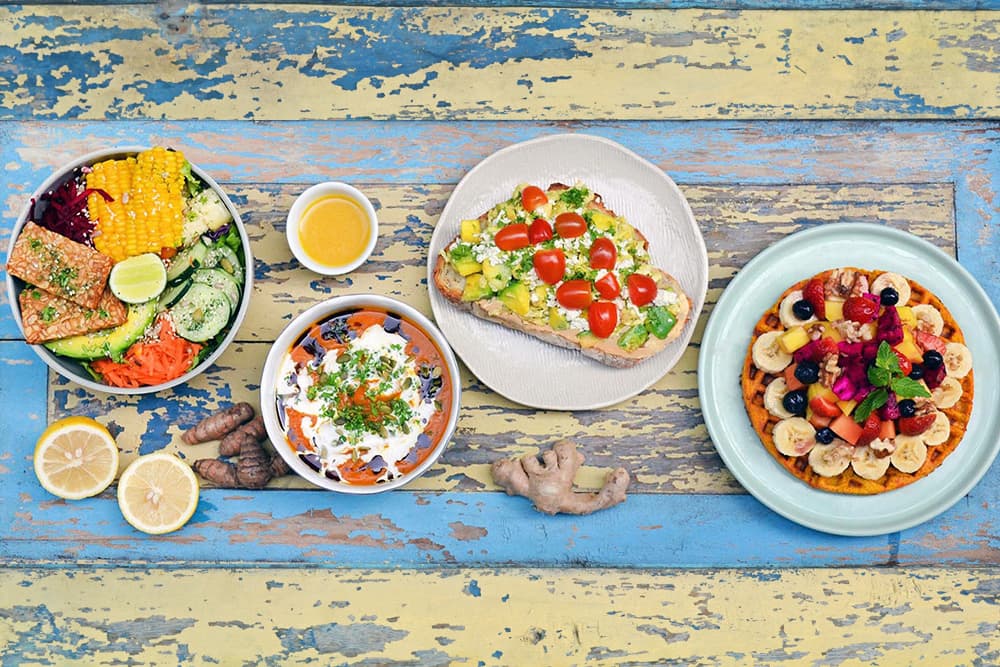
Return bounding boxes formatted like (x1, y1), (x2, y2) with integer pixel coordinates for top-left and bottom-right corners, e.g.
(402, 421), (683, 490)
(39, 306), (57, 323)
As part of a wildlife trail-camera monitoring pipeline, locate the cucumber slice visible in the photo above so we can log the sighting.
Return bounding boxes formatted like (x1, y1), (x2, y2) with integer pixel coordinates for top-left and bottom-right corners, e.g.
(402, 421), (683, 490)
(192, 268), (240, 310)
(157, 280), (192, 311)
(205, 245), (244, 284)
(170, 283), (232, 342)
(166, 242), (209, 285)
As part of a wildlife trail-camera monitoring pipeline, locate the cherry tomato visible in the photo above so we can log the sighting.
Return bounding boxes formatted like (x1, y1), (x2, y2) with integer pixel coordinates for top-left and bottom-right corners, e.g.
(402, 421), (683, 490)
(594, 272), (621, 300)
(528, 218), (553, 244)
(588, 301), (618, 339)
(556, 279), (593, 310)
(627, 273), (658, 307)
(893, 349), (913, 376)
(521, 185), (548, 212)
(589, 237), (617, 270)
(532, 249), (566, 285)
(494, 223), (530, 251)
(554, 212), (587, 238)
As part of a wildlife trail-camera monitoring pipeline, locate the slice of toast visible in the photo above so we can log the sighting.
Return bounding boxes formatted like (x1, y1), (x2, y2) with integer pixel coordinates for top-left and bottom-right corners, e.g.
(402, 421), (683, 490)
(432, 183), (692, 368)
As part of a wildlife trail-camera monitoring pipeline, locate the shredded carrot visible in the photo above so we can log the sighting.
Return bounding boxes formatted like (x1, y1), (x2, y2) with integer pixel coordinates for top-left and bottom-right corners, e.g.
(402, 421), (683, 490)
(92, 317), (203, 388)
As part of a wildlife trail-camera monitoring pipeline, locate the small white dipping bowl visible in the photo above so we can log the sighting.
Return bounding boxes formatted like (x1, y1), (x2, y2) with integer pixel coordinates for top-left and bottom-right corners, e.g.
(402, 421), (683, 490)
(285, 182), (378, 275)
(260, 295), (462, 494)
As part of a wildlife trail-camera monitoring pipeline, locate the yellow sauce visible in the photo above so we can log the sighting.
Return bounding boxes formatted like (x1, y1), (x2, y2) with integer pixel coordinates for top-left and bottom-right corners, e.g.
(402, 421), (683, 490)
(297, 195), (371, 268)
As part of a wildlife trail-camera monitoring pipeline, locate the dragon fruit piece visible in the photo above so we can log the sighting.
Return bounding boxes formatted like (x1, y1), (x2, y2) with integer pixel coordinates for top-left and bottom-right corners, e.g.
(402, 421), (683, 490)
(838, 341), (864, 358)
(862, 341), (880, 361)
(862, 292), (880, 305)
(876, 306), (903, 345)
(793, 340), (820, 363)
(878, 392), (900, 420)
(832, 375), (856, 400)
(924, 363), (947, 389)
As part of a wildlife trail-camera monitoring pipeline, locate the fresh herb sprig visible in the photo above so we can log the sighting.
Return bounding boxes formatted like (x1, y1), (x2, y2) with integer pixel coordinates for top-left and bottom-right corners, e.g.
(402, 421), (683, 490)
(854, 341), (931, 422)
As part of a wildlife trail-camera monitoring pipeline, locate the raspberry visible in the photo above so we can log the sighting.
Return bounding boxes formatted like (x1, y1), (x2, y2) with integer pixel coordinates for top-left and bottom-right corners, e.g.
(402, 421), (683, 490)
(803, 279), (826, 319)
(843, 296), (879, 324)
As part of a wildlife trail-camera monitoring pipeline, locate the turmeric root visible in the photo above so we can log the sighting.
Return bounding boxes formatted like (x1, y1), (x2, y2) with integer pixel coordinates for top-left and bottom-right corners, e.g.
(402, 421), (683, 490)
(219, 415), (267, 457)
(491, 439), (630, 515)
(192, 458), (239, 487)
(183, 402), (255, 444)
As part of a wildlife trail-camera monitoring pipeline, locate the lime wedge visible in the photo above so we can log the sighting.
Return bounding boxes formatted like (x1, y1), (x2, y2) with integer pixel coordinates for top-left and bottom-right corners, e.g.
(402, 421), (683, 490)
(109, 252), (167, 303)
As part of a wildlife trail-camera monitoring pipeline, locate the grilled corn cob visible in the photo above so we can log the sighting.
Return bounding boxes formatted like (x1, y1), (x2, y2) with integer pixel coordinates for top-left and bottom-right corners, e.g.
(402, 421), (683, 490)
(87, 147), (186, 261)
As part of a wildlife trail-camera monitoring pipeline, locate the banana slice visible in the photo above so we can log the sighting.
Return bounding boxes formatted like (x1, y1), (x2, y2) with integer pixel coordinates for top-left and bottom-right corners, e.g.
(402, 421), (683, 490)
(764, 378), (795, 419)
(890, 434), (928, 473)
(851, 445), (891, 480)
(922, 411), (951, 446)
(752, 331), (793, 374)
(870, 272), (912, 306)
(772, 417), (816, 457)
(808, 441), (853, 477)
(911, 304), (944, 335)
(943, 342), (972, 378)
(931, 376), (963, 409)
(779, 290), (817, 328)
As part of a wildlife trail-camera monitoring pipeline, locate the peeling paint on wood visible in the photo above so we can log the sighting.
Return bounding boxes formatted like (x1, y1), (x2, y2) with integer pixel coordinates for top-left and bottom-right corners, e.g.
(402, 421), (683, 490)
(1, 568), (998, 665)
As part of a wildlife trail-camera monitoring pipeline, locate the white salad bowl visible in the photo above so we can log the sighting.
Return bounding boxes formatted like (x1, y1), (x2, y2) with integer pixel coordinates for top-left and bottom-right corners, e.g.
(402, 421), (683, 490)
(260, 295), (462, 494)
(3, 146), (253, 395)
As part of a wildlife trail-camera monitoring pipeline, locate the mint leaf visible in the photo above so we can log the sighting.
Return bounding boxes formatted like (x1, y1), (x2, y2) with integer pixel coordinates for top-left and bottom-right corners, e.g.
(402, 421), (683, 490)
(890, 376), (932, 399)
(854, 388), (888, 423)
(876, 341), (901, 374)
(868, 366), (892, 387)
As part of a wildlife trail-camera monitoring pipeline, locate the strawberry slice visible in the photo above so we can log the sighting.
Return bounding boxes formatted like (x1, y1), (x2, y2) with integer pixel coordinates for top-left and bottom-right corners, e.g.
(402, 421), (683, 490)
(809, 395), (842, 418)
(856, 413), (882, 446)
(914, 330), (947, 355)
(899, 412), (937, 436)
(803, 279), (826, 319)
(843, 296), (879, 324)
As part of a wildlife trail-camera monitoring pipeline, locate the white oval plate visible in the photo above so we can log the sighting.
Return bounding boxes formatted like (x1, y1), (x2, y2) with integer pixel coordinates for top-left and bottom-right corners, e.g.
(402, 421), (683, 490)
(699, 223), (1000, 536)
(427, 134), (707, 410)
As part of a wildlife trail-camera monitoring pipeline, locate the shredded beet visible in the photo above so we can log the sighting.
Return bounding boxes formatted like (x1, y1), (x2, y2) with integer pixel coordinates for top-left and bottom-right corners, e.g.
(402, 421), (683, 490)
(30, 170), (111, 245)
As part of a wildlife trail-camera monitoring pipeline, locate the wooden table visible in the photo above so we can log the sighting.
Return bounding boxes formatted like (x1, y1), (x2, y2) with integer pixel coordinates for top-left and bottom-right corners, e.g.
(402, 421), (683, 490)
(2, 3), (998, 664)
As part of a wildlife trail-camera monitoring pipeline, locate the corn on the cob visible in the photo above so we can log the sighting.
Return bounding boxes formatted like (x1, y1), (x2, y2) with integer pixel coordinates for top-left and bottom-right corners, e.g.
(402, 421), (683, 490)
(87, 146), (186, 262)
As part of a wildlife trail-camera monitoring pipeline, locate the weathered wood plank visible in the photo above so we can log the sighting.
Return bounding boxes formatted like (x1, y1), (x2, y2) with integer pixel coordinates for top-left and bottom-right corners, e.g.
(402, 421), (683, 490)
(1, 568), (998, 665)
(2, 8), (998, 120)
(42, 183), (955, 494)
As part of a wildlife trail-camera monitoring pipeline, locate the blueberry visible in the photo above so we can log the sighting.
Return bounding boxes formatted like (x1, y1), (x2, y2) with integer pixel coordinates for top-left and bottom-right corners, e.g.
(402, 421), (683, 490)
(879, 287), (899, 306)
(909, 363), (924, 380)
(815, 427), (835, 445)
(782, 389), (808, 416)
(794, 360), (820, 384)
(792, 299), (814, 320)
(898, 399), (917, 418)
(923, 350), (944, 370)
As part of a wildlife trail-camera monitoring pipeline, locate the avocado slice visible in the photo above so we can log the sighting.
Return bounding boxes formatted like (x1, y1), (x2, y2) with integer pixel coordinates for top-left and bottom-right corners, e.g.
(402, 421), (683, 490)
(45, 300), (158, 362)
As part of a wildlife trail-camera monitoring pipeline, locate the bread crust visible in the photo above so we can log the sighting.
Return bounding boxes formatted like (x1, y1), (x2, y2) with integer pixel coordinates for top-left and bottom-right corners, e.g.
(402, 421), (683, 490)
(432, 183), (691, 368)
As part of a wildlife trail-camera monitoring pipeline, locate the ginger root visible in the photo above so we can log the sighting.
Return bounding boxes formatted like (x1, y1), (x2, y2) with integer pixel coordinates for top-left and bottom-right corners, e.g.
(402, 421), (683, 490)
(491, 440), (630, 515)
(183, 402), (254, 444)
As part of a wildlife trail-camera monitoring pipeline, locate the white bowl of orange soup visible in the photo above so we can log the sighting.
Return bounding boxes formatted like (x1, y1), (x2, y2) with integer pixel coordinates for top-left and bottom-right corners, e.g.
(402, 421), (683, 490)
(286, 182), (378, 275)
(260, 295), (461, 493)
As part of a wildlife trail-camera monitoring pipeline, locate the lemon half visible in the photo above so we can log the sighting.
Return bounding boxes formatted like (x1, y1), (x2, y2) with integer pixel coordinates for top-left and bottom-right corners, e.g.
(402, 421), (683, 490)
(33, 416), (120, 500)
(117, 452), (199, 535)
(109, 252), (167, 303)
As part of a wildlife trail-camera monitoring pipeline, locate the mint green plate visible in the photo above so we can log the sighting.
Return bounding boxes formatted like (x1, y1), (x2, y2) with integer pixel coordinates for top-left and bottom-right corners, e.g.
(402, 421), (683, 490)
(698, 223), (1000, 536)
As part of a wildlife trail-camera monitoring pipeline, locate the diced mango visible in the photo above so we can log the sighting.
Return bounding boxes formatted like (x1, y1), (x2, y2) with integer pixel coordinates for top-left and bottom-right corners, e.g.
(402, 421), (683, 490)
(897, 306), (916, 328)
(808, 383), (838, 403)
(778, 326), (810, 354)
(462, 273), (492, 301)
(894, 329), (923, 363)
(836, 399), (857, 416)
(461, 219), (481, 243)
(825, 300), (844, 322)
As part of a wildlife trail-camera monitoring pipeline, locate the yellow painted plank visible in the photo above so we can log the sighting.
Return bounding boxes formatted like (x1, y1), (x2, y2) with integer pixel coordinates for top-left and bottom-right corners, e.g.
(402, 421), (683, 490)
(51, 182), (955, 494)
(1, 567), (997, 665)
(2, 7), (997, 120)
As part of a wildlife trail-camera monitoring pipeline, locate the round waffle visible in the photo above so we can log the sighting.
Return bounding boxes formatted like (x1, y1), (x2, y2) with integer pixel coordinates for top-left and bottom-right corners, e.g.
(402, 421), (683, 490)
(741, 268), (974, 495)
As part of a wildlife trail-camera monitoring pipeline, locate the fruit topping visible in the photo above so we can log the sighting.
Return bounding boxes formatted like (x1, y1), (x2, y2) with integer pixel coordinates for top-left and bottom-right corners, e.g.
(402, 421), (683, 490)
(782, 389), (808, 416)
(891, 348), (912, 376)
(879, 287), (899, 306)
(843, 296), (879, 324)
(809, 395), (841, 418)
(815, 427), (835, 445)
(802, 279), (826, 319)
(856, 413), (882, 447)
(923, 362), (947, 389)
(877, 391), (900, 421)
(794, 360), (820, 384)
(899, 412), (937, 436)
(908, 363), (924, 380)
(792, 299), (814, 320)
(915, 331), (947, 355)
(898, 398), (916, 417)
(876, 306), (904, 345)
(923, 349), (944, 370)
